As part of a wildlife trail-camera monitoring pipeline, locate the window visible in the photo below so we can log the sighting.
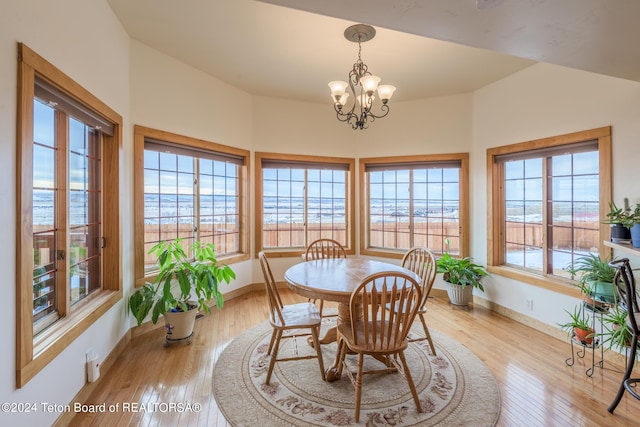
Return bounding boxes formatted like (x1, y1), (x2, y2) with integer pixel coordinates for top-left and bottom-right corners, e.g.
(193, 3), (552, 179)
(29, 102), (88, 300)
(255, 152), (355, 256)
(487, 127), (612, 291)
(17, 43), (122, 387)
(32, 100), (103, 331)
(359, 154), (469, 258)
(134, 126), (250, 285)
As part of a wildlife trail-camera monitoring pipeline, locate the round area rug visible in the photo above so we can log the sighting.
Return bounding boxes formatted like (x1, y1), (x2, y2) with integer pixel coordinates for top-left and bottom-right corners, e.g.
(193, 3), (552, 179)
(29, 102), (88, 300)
(213, 318), (500, 426)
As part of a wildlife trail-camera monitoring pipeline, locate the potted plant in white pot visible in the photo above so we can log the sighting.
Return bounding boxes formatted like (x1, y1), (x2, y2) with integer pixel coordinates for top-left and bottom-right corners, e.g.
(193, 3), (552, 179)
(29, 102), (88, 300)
(129, 239), (236, 345)
(436, 247), (489, 307)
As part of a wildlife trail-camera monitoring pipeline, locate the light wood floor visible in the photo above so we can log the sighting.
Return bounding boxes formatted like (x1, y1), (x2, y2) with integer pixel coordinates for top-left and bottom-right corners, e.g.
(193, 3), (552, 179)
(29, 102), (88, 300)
(69, 289), (639, 427)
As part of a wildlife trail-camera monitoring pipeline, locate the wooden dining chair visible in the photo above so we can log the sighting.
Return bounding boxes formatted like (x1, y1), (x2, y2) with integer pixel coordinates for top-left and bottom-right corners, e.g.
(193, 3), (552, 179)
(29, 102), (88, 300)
(304, 238), (347, 317)
(400, 246), (438, 354)
(607, 258), (640, 413)
(258, 251), (325, 385)
(335, 271), (423, 422)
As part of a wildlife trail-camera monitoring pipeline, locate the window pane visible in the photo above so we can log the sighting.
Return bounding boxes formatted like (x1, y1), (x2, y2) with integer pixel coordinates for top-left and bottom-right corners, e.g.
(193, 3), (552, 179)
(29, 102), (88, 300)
(144, 150), (159, 169)
(68, 117), (86, 155)
(263, 161), (349, 249)
(33, 145), (55, 189)
(524, 158), (542, 178)
(367, 165), (460, 254)
(573, 175), (599, 202)
(552, 154), (572, 176)
(68, 122), (101, 306)
(573, 151), (599, 175)
(499, 145), (600, 279)
(143, 146), (240, 270)
(33, 101), (59, 326)
(34, 99), (55, 147)
(505, 160), (523, 180)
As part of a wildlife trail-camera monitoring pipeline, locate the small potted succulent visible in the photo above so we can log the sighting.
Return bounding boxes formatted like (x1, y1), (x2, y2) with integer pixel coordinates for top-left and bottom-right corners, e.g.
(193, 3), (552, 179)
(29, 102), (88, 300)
(558, 304), (595, 346)
(603, 201), (633, 244)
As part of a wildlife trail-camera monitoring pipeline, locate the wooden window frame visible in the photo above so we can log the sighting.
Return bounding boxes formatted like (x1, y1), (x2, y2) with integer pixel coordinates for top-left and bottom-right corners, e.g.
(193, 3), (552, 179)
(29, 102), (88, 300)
(16, 43), (122, 388)
(486, 127), (612, 297)
(255, 152), (356, 258)
(133, 126), (250, 287)
(359, 153), (470, 260)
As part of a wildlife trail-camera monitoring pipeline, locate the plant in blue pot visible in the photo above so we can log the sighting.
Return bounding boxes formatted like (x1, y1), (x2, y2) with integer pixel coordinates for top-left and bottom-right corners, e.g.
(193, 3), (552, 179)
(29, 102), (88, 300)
(630, 203), (640, 248)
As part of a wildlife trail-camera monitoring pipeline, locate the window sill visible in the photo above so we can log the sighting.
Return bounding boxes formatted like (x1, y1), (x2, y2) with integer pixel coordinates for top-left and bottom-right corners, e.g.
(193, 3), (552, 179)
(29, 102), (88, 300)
(257, 248), (356, 259)
(487, 265), (581, 298)
(18, 290), (122, 388)
(359, 248), (407, 260)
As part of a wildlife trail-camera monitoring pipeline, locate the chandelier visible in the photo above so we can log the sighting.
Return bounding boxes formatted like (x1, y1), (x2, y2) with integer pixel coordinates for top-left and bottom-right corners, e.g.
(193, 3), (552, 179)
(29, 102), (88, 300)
(328, 24), (396, 130)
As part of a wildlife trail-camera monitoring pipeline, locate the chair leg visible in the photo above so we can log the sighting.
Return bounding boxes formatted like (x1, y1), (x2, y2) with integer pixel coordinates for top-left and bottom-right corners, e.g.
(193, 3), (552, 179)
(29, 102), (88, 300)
(354, 353), (364, 423)
(311, 325), (325, 380)
(266, 329), (283, 385)
(608, 333), (639, 413)
(398, 351), (423, 413)
(419, 313), (436, 356)
(267, 329), (278, 356)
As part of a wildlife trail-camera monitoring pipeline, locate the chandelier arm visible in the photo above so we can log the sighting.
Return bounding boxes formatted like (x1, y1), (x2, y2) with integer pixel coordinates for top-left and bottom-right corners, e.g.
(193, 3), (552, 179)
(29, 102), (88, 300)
(366, 103), (390, 120)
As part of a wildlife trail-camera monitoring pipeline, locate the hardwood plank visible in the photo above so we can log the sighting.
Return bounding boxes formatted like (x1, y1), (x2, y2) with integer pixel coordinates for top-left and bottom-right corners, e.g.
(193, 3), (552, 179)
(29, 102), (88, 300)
(68, 291), (639, 426)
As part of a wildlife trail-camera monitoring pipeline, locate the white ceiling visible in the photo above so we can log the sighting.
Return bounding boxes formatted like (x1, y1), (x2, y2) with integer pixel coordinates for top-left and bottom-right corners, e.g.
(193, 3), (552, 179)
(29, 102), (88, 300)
(106, 0), (639, 104)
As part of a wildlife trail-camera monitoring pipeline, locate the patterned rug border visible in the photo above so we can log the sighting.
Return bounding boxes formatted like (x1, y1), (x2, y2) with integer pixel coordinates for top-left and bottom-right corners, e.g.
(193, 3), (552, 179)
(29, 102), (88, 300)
(213, 320), (501, 426)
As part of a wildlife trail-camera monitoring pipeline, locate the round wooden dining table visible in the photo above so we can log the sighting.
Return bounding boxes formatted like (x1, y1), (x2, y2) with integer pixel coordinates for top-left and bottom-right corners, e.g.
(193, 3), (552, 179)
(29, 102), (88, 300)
(284, 257), (419, 381)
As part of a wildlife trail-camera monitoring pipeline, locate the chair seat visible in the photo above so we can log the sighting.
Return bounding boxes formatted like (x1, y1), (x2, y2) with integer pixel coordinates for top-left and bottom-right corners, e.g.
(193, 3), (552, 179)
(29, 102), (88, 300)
(337, 321), (409, 354)
(259, 251), (325, 386)
(272, 302), (321, 328)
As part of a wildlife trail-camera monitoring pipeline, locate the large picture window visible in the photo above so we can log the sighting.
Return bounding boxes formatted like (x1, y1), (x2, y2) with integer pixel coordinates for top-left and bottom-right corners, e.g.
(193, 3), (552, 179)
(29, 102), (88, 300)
(255, 152), (355, 256)
(487, 127), (612, 291)
(359, 154), (469, 259)
(134, 126), (250, 285)
(17, 43), (122, 387)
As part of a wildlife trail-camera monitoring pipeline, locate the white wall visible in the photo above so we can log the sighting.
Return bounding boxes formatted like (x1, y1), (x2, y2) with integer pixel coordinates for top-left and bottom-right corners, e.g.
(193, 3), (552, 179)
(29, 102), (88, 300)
(472, 62), (640, 328)
(130, 40), (256, 296)
(0, 1), (130, 426)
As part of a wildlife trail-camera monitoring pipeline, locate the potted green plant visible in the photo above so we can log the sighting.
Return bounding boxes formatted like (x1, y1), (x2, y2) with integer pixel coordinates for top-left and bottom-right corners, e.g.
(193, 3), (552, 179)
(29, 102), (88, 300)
(436, 244), (489, 306)
(599, 305), (635, 350)
(558, 304), (595, 346)
(603, 201), (633, 244)
(129, 239), (236, 345)
(567, 253), (617, 308)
